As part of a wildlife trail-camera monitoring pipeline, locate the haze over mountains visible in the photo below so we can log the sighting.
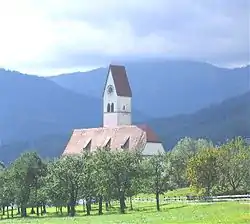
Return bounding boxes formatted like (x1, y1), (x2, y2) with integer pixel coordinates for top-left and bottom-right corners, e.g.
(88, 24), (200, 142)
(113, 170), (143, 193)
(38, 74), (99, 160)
(50, 61), (250, 118)
(0, 60), (249, 163)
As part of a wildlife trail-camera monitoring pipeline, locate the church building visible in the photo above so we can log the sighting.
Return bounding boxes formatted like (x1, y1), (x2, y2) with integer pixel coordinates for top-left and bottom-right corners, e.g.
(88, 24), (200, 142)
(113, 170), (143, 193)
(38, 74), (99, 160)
(63, 65), (165, 156)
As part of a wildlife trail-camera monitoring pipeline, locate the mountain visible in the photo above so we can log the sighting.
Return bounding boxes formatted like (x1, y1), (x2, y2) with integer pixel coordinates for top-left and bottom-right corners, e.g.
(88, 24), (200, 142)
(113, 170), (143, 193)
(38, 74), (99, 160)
(1, 90), (249, 164)
(148, 91), (250, 150)
(0, 69), (148, 143)
(0, 61), (249, 163)
(50, 61), (250, 118)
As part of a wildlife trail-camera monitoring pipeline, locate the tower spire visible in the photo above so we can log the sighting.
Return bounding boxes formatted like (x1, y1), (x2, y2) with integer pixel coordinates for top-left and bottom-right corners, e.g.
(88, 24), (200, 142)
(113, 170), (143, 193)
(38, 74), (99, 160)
(103, 65), (132, 127)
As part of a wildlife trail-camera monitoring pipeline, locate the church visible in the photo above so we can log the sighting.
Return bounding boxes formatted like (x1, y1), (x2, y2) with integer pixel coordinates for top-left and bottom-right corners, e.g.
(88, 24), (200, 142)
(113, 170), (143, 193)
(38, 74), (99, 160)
(63, 64), (165, 156)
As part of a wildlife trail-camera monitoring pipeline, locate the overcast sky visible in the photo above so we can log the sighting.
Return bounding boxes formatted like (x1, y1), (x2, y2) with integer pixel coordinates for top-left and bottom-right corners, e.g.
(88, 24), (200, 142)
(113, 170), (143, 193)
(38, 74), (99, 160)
(0, 0), (249, 76)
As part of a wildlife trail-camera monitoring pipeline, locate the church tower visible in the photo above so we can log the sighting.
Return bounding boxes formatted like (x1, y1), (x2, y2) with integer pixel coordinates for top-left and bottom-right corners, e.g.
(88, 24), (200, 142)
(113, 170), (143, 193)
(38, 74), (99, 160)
(103, 65), (132, 127)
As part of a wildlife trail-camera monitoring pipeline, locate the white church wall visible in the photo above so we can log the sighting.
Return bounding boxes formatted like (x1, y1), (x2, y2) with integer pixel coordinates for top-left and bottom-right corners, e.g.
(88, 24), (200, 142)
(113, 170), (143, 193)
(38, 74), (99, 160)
(103, 70), (118, 127)
(103, 70), (117, 112)
(103, 113), (117, 127)
(117, 112), (131, 126)
(103, 69), (132, 127)
(117, 96), (131, 112)
(117, 96), (132, 125)
(142, 142), (165, 156)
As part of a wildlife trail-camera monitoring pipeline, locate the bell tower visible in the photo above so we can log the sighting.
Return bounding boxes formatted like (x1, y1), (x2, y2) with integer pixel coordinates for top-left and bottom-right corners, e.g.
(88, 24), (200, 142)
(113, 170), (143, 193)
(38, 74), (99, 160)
(103, 65), (132, 127)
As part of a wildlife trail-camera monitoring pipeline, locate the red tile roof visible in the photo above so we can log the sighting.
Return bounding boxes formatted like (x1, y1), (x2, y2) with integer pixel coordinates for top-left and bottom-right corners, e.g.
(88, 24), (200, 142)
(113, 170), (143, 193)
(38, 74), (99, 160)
(103, 64), (132, 97)
(137, 124), (161, 143)
(63, 125), (147, 155)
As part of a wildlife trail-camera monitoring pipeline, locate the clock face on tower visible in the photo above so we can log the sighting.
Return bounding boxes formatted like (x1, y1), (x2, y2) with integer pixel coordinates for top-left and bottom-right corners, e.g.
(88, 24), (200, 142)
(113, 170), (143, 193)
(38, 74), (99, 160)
(107, 85), (114, 95)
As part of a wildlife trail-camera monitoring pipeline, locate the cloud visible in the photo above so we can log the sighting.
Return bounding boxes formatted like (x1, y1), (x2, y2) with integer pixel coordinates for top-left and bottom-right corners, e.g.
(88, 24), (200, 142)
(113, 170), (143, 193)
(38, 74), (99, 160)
(0, 0), (249, 75)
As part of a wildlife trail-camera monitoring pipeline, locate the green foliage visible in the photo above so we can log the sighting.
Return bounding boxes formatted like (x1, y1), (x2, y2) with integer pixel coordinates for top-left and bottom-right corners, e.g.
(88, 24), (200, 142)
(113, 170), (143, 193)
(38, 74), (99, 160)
(0, 136), (249, 220)
(8, 152), (45, 217)
(187, 148), (220, 195)
(143, 153), (172, 211)
(186, 137), (250, 196)
(217, 137), (250, 194)
(170, 137), (214, 188)
(106, 150), (143, 213)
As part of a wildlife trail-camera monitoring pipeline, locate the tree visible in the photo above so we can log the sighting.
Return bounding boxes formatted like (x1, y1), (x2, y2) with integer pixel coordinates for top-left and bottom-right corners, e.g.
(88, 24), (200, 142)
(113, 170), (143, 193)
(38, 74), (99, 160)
(109, 150), (142, 214)
(45, 160), (69, 215)
(46, 155), (86, 217)
(9, 152), (44, 217)
(187, 148), (219, 195)
(218, 137), (250, 194)
(93, 148), (114, 215)
(170, 137), (213, 188)
(0, 169), (16, 218)
(145, 153), (171, 211)
(79, 151), (96, 216)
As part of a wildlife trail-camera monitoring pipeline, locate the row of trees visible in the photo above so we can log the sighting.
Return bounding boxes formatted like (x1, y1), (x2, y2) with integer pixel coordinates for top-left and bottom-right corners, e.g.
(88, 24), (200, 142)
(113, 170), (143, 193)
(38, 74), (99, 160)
(171, 137), (250, 195)
(0, 137), (249, 218)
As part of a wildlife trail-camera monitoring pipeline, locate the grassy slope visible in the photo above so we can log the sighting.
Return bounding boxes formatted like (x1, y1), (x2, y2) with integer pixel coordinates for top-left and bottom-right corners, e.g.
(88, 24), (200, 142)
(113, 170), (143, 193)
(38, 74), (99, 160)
(136, 187), (201, 199)
(1, 202), (249, 224)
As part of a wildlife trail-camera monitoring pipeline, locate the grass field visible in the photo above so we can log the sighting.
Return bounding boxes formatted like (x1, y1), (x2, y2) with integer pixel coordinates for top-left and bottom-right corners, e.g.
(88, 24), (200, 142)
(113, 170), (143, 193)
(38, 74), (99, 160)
(136, 187), (199, 199)
(0, 201), (249, 224)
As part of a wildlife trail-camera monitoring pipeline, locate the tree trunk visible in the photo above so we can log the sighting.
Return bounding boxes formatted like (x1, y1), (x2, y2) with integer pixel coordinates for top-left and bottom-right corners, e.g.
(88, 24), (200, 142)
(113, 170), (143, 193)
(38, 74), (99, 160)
(156, 192), (160, 211)
(36, 206), (39, 216)
(129, 196), (133, 210)
(21, 206), (27, 217)
(42, 204), (46, 214)
(11, 206), (14, 218)
(86, 199), (91, 216)
(30, 207), (35, 214)
(6, 206), (9, 219)
(82, 202), (85, 212)
(17, 207), (20, 215)
(98, 195), (103, 215)
(69, 199), (76, 217)
(60, 207), (63, 215)
(70, 205), (75, 217)
(2, 206), (5, 216)
(119, 191), (125, 214)
(89, 200), (92, 211)
(67, 205), (70, 216)
(40, 206), (43, 216)
(105, 201), (109, 211)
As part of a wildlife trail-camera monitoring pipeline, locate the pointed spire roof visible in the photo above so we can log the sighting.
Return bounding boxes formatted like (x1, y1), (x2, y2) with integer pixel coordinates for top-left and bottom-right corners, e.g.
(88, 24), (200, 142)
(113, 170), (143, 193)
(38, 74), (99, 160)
(103, 64), (132, 97)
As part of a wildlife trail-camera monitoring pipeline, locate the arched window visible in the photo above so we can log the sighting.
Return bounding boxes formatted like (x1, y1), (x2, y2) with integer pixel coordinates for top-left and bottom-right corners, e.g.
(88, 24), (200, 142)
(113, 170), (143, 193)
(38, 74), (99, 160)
(107, 103), (111, 112)
(111, 103), (114, 112)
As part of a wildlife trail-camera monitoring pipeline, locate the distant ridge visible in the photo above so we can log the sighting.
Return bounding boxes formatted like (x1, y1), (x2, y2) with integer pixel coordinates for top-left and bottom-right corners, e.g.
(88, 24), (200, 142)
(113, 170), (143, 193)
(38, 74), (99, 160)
(50, 60), (249, 118)
(0, 60), (249, 163)
(148, 91), (250, 150)
(0, 91), (249, 163)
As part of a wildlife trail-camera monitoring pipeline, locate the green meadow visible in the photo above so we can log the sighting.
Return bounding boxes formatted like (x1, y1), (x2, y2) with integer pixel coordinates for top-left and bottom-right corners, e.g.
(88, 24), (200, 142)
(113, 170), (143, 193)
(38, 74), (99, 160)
(1, 201), (249, 224)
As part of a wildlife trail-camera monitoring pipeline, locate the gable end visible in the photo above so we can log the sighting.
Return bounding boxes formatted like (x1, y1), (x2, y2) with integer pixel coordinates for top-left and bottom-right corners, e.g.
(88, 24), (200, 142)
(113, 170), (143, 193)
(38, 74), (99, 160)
(102, 64), (132, 97)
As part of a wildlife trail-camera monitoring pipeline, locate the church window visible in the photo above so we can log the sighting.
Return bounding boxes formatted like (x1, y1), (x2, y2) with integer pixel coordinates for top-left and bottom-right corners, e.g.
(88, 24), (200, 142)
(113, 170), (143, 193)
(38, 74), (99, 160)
(123, 105), (126, 110)
(107, 103), (111, 112)
(84, 140), (92, 151)
(105, 138), (111, 148)
(111, 103), (114, 112)
(121, 137), (130, 150)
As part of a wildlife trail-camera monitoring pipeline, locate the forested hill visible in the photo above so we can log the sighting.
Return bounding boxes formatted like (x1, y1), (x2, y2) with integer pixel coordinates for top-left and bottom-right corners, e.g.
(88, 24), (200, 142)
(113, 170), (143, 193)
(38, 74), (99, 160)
(0, 69), (147, 142)
(50, 61), (250, 118)
(148, 91), (250, 150)
(1, 91), (249, 164)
